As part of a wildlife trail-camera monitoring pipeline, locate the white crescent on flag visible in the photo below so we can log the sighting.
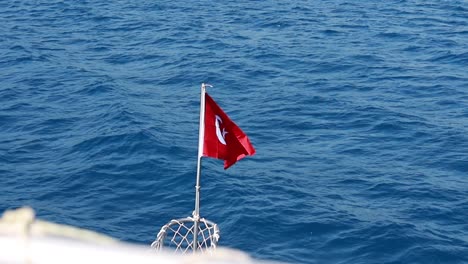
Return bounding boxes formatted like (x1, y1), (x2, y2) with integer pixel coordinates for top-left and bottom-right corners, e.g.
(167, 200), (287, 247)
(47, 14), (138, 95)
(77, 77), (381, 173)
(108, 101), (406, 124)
(215, 115), (227, 145)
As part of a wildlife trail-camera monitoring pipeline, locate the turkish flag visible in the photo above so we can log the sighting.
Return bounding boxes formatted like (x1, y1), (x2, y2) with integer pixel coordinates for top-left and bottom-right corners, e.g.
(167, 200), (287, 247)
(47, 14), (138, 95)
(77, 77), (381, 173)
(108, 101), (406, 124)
(203, 93), (256, 169)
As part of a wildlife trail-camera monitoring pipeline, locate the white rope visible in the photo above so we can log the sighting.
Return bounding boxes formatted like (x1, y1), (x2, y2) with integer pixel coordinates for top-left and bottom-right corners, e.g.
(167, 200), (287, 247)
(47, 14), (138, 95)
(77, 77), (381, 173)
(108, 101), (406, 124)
(151, 216), (220, 253)
(0, 207), (266, 264)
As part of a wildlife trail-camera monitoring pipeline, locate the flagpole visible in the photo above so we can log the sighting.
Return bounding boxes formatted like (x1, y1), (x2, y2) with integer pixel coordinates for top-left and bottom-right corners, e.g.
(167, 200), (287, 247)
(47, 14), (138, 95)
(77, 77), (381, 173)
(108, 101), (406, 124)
(193, 83), (209, 252)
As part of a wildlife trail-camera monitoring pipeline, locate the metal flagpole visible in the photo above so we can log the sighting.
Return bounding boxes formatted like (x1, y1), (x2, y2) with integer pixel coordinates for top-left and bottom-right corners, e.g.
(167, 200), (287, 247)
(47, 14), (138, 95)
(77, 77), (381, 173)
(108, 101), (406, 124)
(193, 83), (209, 252)
(150, 83), (219, 253)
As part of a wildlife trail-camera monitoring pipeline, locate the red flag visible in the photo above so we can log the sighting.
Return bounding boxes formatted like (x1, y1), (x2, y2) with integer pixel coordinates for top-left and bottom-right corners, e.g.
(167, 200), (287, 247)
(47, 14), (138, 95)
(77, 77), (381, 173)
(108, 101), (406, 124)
(203, 93), (255, 169)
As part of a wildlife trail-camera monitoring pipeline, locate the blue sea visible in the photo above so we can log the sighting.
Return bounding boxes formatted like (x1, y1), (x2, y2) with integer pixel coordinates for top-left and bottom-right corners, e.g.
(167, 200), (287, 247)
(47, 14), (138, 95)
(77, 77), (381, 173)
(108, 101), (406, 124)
(1, 0), (467, 263)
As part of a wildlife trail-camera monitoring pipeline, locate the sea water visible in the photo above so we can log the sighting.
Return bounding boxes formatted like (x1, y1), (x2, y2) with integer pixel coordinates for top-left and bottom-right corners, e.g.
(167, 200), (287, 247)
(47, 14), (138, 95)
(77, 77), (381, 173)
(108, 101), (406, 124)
(1, 1), (467, 263)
